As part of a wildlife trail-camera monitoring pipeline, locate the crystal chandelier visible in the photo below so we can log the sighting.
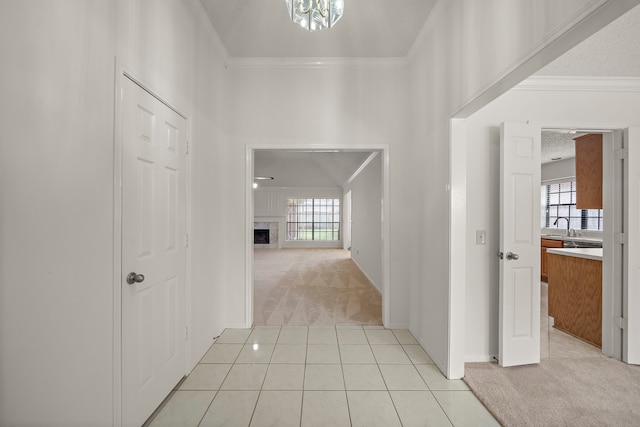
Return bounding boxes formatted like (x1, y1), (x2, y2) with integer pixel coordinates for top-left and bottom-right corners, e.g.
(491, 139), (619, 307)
(285, 0), (344, 32)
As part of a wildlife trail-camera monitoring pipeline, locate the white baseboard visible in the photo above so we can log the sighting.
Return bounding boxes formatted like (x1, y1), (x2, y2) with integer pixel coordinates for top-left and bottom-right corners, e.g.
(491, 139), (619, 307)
(351, 257), (381, 294)
(224, 323), (251, 329)
(464, 354), (497, 363)
(385, 322), (409, 330)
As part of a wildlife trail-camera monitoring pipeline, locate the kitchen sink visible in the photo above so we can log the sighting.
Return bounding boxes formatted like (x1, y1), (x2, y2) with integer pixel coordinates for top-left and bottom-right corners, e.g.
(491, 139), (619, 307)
(563, 240), (602, 248)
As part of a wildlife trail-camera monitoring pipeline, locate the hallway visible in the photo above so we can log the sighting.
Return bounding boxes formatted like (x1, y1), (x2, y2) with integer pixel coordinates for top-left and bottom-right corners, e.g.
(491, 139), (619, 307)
(147, 326), (499, 426)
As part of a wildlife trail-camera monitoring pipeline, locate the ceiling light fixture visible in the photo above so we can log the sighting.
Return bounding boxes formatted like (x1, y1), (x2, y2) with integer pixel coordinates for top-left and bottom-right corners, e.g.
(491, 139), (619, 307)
(285, 0), (344, 32)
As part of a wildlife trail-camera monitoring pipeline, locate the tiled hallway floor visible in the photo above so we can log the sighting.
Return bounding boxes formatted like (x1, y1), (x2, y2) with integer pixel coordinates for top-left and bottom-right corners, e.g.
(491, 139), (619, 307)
(148, 326), (498, 427)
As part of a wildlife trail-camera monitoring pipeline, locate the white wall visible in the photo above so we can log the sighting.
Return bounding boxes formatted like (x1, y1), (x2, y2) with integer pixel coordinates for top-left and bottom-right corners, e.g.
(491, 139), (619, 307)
(407, 0), (637, 377)
(542, 157), (576, 182)
(0, 1), (228, 425)
(344, 154), (383, 293)
(2, 2), (637, 424)
(227, 65), (413, 328)
(464, 82), (640, 361)
(0, 3), (117, 425)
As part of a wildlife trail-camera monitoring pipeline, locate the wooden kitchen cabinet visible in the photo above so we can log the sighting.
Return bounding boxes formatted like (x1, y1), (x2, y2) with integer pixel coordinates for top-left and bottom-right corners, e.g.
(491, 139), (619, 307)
(548, 253), (602, 348)
(541, 238), (563, 282)
(575, 133), (603, 209)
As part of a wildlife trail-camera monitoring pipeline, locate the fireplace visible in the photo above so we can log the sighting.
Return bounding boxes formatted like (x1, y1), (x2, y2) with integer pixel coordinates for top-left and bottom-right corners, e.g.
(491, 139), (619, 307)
(254, 229), (270, 245)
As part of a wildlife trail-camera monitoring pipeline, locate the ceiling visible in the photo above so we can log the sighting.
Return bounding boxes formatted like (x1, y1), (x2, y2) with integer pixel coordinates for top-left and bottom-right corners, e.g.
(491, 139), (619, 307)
(254, 150), (373, 188)
(541, 131), (580, 164)
(536, 4), (640, 77)
(222, 3), (639, 183)
(200, 0), (437, 57)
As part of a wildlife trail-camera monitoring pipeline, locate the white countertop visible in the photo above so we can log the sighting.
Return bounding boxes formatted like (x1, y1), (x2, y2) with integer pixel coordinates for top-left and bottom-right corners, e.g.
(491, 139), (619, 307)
(546, 248), (603, 261)
(541, 235), (603, 244)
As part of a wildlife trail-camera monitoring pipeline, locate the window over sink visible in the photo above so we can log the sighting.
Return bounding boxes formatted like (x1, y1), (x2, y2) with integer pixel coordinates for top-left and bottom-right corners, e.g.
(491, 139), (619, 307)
(541, 181), (603, 231)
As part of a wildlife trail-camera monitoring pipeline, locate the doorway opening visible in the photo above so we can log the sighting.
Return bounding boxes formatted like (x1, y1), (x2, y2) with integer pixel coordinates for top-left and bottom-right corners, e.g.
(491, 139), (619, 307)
(245, 146), (390, 328)
(540, 129), (609, 360)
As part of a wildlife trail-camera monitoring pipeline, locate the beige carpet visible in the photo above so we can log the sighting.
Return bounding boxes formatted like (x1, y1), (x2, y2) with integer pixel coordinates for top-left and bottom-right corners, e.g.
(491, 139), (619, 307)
(464, 358), (640, 427)
(253, 248), (382, 326)
(465, 283), (640, 426)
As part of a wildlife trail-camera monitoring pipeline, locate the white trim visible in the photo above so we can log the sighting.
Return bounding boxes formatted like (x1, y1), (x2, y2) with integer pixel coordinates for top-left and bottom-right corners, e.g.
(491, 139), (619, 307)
(245, 146), (255, 328)
(283, 241), (344, 249)
(184, 116), (193, 371)
(227, 57), (407, 70)
(346, 152), (379, 186)
(352, 257), (381, 295)
(112, 58), (124, 427)
(448, 118), (467, 379)
(516, 76), (640, 92)
(181, 0), (230, 63)
(246, 143), (391, 328)
(112, 63), (192, 426)
(465, 355), (496, 363)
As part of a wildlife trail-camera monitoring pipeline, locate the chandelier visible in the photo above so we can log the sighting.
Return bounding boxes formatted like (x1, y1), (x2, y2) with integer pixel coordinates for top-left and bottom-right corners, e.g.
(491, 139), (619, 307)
(285, 0), (344, 32)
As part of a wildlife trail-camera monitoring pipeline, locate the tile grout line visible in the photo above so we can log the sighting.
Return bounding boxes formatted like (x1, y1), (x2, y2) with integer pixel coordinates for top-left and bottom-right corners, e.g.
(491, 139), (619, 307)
(338, 325), (357, 427)
(197, 327), (251, 427)
(299, 325), (309, 427)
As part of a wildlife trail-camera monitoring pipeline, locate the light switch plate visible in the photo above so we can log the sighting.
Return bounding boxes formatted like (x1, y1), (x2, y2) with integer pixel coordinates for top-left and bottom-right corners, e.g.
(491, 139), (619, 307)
(476, 230), (486, 245)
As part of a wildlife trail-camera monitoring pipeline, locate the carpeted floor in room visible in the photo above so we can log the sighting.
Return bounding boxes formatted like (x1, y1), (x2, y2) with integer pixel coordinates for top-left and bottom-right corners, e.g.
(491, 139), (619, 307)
(464, 283), (640, 426)
(253, 249), (382, 326)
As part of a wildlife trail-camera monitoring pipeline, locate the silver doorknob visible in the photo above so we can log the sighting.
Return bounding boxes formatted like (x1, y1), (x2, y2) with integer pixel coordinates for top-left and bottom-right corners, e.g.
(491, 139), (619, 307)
(497, 251), (504, 260)
(505, 252), (519, 261)
(126, 272), (145, 285)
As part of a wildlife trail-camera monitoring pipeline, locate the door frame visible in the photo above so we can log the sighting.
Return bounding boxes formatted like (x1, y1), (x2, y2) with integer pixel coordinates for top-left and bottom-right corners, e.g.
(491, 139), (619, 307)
(112, 62), (192, 426)
(245, 144), (391, 328)
(450, 118), (625, 377)
(343, 190), (352, 251)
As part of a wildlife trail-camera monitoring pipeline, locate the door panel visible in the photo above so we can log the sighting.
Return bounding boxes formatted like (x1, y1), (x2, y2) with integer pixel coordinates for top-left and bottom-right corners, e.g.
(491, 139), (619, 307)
(499, 122), (541, 367)
(122, 77), (187, 426)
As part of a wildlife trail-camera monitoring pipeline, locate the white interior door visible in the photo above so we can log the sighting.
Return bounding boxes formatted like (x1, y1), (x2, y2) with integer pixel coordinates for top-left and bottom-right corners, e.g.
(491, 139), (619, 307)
(624, 127), (640, 364)
(121, 77), (187, 426)
(499, 122), (541, 367)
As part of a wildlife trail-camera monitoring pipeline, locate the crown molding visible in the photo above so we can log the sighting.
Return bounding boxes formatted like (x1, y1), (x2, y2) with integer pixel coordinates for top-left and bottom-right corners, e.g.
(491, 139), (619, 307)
(182, 0), (230, 63)
(226, 56), (408, 70)
(516, 75), (640, 92)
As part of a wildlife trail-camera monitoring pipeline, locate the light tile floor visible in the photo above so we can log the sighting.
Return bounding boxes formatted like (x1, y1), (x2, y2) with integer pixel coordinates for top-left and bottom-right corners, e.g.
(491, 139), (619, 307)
(148, 326), (499, 427)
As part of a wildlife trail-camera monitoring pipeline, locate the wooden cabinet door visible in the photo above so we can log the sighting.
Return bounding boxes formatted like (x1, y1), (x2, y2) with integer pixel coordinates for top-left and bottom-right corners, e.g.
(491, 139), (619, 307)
(541, 239), (563, 282)
(575, 133), (603, 209)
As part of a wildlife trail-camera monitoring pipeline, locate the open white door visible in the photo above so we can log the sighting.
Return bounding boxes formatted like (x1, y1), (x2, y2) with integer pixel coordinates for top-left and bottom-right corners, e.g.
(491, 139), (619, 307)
(121, 77), (187, 426)
(499, 122), (541, 367)
(624, 127), (640, 364)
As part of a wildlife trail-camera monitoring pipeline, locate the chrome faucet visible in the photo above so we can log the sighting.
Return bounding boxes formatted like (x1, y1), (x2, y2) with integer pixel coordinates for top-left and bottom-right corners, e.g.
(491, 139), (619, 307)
(553, 217), (570, 236)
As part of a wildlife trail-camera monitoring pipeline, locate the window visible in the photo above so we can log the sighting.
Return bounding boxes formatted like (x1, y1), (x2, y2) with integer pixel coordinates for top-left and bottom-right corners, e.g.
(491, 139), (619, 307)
(541, 181), (603, 231)
(286, 198), (340, 241)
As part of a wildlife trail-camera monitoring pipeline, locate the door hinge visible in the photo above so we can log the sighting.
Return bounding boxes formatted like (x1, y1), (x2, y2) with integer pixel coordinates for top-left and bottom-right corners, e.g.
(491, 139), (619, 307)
(615, 232), (628, 245)
(186, 140), (190, 155)
(615, 148), (628, 160)
(185, 233), (189, 248)
(617, 317), (628, 330)
(185, 326), (189, 340)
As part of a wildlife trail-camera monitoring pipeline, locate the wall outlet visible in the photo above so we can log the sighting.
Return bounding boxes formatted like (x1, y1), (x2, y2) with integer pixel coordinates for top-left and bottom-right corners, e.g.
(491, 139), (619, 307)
(476, 230), (486, 245)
